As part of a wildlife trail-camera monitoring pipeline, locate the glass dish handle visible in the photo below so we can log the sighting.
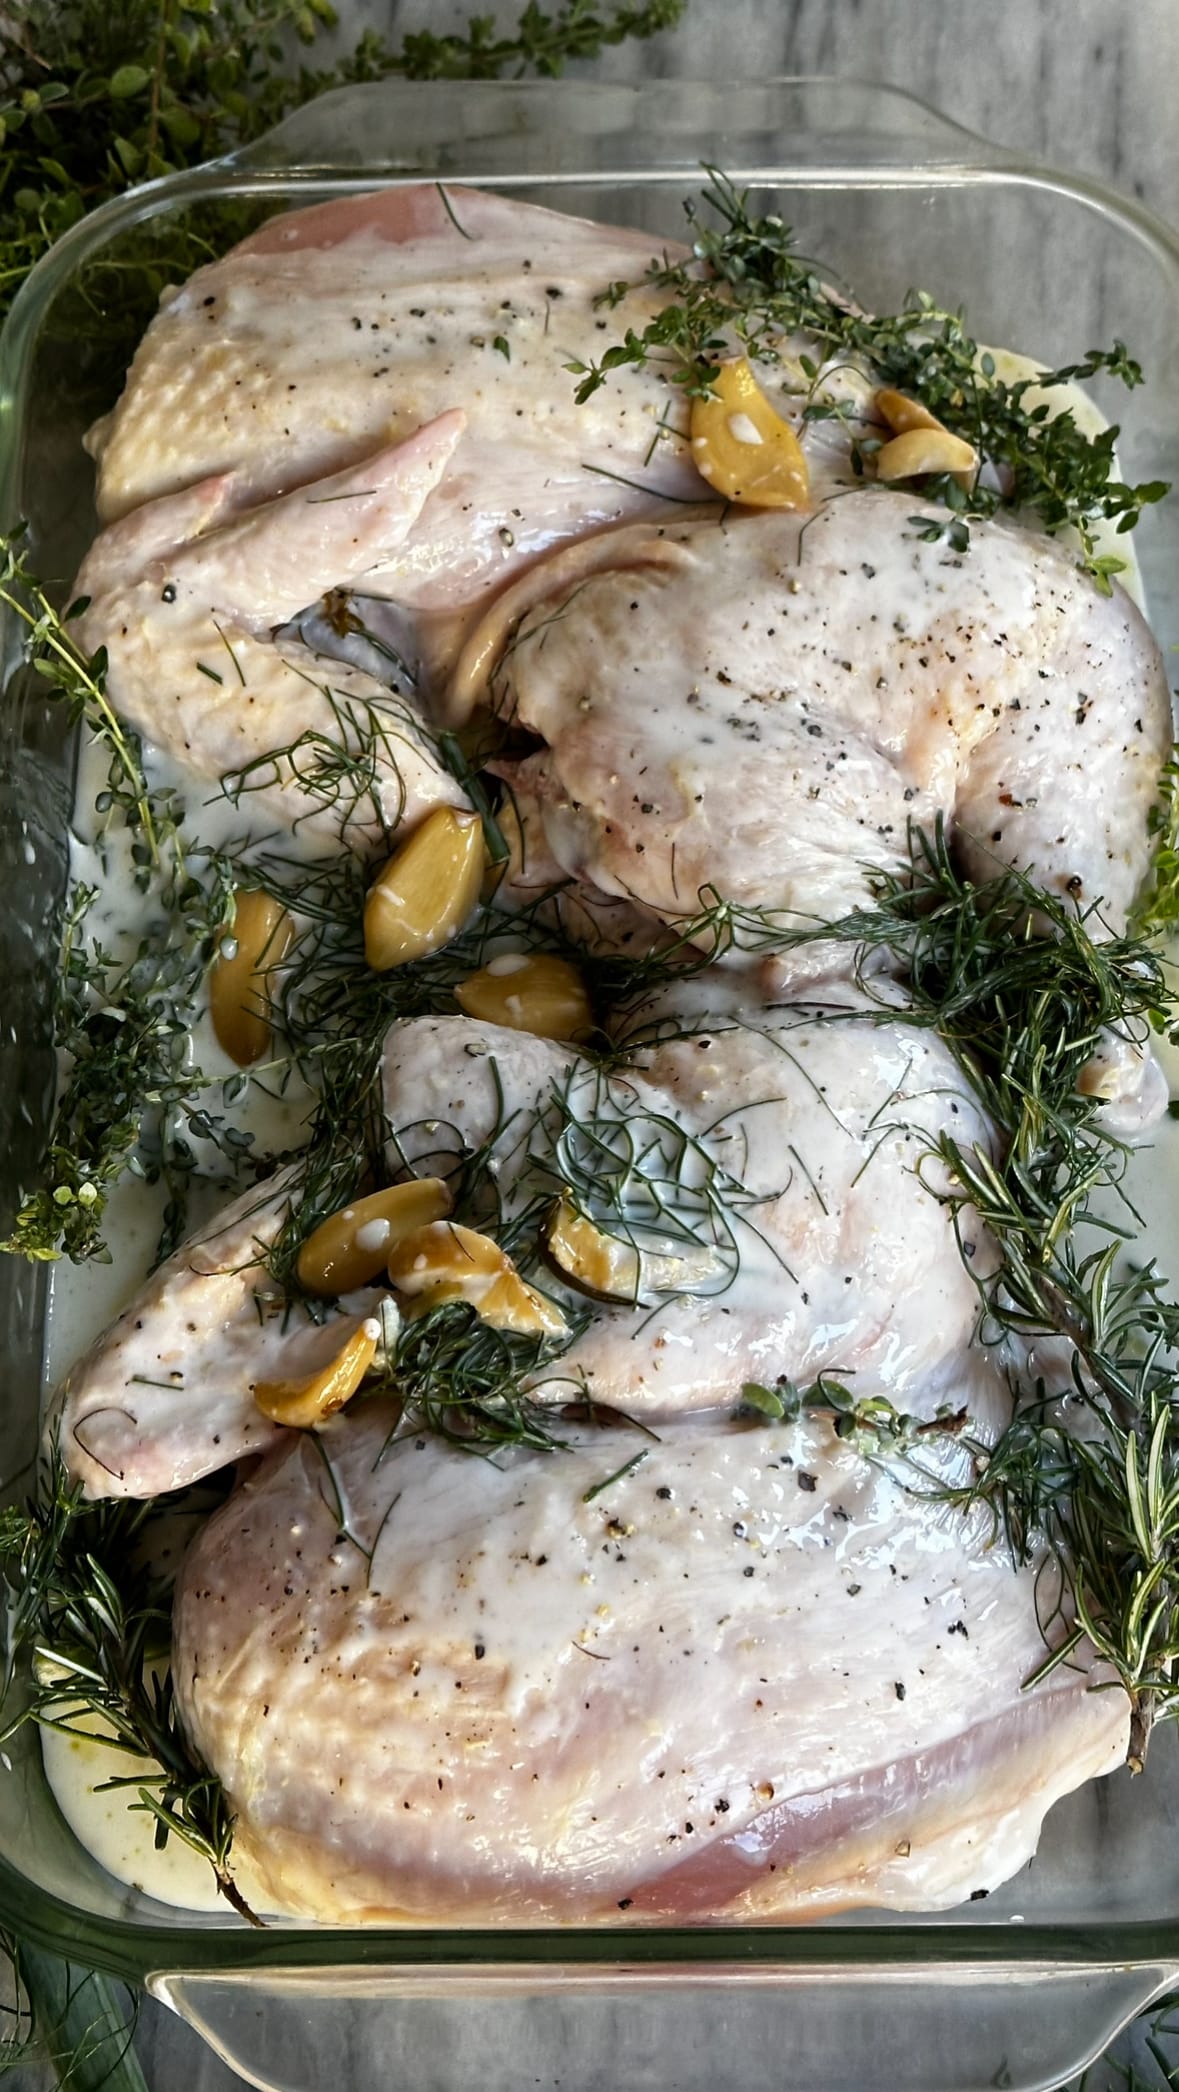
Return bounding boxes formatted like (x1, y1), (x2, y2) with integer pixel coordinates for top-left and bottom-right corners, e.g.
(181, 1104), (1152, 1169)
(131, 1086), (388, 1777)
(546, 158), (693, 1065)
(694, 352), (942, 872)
(152, 1957), (1177, 2092)
(223, 75), (1013, 179)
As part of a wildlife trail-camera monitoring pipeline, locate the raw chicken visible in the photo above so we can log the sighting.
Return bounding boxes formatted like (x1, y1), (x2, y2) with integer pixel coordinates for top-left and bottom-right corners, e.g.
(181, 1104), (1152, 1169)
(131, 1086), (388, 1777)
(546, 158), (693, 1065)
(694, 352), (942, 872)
(491, 495), (1171, 934)
(54, 1172), (369, 1499)
(73, 423), (470, 851)
(381, 989), (1002, 1421)
(84, 187), (885, 693)
(173, 1399), (1128, 1924)
(86, 186), (712, 669)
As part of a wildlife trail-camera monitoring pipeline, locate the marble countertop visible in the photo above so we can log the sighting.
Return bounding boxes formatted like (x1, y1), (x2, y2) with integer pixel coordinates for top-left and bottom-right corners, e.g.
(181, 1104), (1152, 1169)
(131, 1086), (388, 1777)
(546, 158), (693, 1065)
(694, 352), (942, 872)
(13, 3), (1179, 2087)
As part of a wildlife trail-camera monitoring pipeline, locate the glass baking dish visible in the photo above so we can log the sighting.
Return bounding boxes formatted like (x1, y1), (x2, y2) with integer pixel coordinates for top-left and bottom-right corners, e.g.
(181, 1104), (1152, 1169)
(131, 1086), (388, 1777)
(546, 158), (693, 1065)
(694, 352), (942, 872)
(3, 74), (1179, 2092)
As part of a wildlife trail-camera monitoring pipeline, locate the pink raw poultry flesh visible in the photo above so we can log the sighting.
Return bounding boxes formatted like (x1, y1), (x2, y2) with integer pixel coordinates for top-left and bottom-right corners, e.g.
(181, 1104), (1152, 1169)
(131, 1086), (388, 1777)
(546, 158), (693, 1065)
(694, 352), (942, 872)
(172, 1400), (1128, 1925)
(46, 180), (1175, 1927)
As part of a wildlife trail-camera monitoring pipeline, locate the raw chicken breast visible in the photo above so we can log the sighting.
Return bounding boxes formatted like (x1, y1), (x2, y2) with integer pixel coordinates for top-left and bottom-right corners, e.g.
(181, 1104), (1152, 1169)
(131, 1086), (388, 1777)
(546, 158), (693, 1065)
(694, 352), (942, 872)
(381, 988), (1002, 1421)
(494, 495), (1171, 933)
(54, 1172), (364, 1499)
(173, 1400), (1128, 1924)
(73, 424), (469, 851)
(87, 187), (709, 655)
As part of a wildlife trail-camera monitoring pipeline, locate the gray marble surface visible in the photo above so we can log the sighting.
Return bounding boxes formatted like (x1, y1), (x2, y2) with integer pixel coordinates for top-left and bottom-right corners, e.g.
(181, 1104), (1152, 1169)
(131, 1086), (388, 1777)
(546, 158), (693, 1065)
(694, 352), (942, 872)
(12, 3), (1179, 2088)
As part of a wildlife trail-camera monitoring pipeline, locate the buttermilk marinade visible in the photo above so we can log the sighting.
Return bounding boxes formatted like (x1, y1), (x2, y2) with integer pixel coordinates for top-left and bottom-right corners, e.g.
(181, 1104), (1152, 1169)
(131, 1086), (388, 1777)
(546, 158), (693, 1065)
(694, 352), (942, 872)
(4, 173), (1178, 1924)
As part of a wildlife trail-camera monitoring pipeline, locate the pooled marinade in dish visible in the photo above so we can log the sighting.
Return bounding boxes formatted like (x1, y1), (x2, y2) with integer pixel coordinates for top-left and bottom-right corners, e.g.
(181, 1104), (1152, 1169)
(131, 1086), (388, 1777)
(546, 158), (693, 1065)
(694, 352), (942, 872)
(22, 178), (1179, 1924)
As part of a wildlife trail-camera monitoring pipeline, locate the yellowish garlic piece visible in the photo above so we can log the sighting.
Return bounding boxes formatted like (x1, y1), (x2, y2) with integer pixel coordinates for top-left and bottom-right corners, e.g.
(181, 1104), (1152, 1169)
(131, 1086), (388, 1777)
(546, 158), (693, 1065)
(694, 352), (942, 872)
(689, 358), (810, 510)
(363, 808), (484, 972)
(875, 387), (946, 436)
(547, 1198), (641, 1300)
(209, 889), (294, 1067)
(547, 1196), (728, 1303)
(387, 1220), (567, 1337)
(295, 1179), (453, 1296)
(874, 426), (978, 483)
(253, 1319), (379, 1429)
(455, 952), (592, 1042)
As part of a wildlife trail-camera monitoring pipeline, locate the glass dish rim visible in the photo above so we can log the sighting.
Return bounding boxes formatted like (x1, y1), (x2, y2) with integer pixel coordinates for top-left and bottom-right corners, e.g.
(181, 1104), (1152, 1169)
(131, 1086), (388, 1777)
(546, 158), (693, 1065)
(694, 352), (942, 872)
(3, 72), (1179, 1985)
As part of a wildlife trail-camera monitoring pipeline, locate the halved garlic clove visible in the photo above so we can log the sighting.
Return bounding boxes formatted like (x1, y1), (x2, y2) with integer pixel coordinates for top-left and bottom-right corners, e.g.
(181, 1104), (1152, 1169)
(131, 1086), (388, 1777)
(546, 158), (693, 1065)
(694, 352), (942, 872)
(253, 1318), (379, 1429)
(874, 425), (978, 484)
(295, 1179), (453, 1296)
(689, 358), (810, 510)
(455, 952), (592, 1042)
(209, 889), (294, 1067)
(546, 1198), (641, 1300)
(363, 808), (484, 972)
(387, 1220), (567, 1337)
(875, 387), (945, 436)
(547, 1196), (728, 1304)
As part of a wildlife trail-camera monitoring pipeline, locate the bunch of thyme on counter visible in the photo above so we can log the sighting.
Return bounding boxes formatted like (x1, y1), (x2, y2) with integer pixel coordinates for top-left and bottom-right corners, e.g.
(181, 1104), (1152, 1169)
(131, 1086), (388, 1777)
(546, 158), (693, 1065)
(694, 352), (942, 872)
(569, 168), (1169, 586)
(0, 0), (685, 329)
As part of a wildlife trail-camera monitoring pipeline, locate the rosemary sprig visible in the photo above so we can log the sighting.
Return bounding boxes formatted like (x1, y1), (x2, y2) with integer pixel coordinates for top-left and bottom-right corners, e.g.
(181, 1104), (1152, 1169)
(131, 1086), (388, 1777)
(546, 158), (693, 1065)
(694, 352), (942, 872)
(216, 681), (430, 848)
(568, 168), (1169, 585)
(535, 1057), (775, 1298)
(0, 1460), (253, 1921)
(381, 1301), (584, 1452)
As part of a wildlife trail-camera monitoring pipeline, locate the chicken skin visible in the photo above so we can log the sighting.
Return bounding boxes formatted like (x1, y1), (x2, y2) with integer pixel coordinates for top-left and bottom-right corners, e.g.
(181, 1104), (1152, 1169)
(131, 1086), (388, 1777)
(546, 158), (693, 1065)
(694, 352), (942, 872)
(173, 1400), (1128, 1924)
(495, 497), (1171, 935)
(382, 989), (1002, 1423)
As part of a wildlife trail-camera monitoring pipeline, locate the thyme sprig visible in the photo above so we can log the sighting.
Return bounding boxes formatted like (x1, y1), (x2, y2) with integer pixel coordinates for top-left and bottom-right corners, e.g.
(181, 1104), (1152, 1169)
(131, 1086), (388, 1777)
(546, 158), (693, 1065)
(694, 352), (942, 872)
(1, 852), (241, 1263)
(569, 169), (1169, 585)
(0, 529), (179, 889)
(1134, 749), (1179, 938)
(0, 1459), (253, 1920)
(0, 0), (685, 329)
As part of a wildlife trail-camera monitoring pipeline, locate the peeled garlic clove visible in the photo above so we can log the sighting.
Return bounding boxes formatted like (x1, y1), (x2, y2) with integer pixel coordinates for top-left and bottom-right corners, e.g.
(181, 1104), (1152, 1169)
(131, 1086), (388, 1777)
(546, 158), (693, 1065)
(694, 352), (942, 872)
(363, 808), (484, 972)
(295, 1179), (453, 1296)
(690, 358), (810, 510)
(253, 1318), (379, 1429)
(547, 1197), (727, 1304)
(875, 387), (945, 435)
(874, 427), (978, 482)
(209, 889), (294, 1067)
(388, 1220), (567, 1337)
(547, 1198), (641, 1300)
(455, 952), (592, 1042)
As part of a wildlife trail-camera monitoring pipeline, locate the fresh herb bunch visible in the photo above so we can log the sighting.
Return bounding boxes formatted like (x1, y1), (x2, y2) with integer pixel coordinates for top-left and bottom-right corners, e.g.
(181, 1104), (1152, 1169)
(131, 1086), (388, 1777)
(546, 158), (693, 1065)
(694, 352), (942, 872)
(0, 532), (252, 1262)
(0, 1459), (253, 1920)
(1135, 750), (1179, 938)
(0, 860), (245, 1263)
(804, 828), (1179, 1756)
(378, 1302), (585, 1452)
(0, 0), (685, 327)
(0, 531), (177, 889)
(569, 169), (1169, 586)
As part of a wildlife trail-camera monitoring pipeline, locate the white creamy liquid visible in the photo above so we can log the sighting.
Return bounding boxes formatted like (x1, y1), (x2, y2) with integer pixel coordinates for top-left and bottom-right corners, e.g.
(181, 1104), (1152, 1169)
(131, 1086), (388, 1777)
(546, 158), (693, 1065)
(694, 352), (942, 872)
(33, 359), (1173, 1916)
(38, 730), (318, 1913)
